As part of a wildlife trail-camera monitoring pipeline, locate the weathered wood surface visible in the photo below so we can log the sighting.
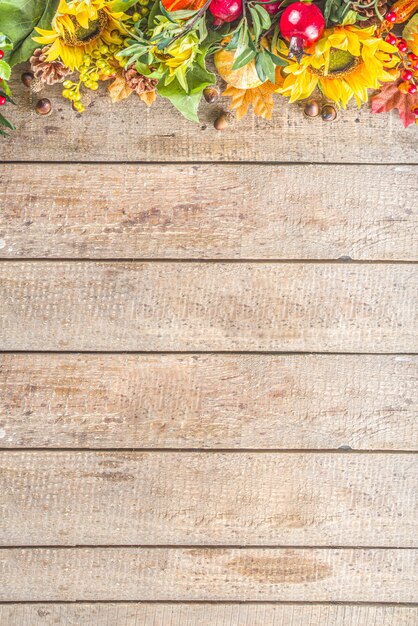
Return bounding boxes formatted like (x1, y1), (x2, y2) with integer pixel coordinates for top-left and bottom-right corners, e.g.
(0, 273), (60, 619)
(1, 262), (416, 352)
(1, 603), (417, 626)
(1, 451), (416, 547)
(1, 548), (416, 601)
(1, 74), (417, 163)
(1, 354), (416, 450)
(1, 164), (417, 260)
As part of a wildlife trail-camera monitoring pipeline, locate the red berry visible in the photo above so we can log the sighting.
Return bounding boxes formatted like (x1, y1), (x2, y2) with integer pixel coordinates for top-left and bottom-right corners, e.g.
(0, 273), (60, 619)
(386, 34), (397, 45)
(413, 107), (418, 116)
(280, 2), (325, 61)
(402, 69), (413, 81)
(385, 10), (397, 22)
(260, 0), (282, 14)
(0, 96), (6, 106)
(209, 0), (242, 24)
(408, 83), (417, 94)
(0, 50), (4, 60)
(409, 53), (418, 61)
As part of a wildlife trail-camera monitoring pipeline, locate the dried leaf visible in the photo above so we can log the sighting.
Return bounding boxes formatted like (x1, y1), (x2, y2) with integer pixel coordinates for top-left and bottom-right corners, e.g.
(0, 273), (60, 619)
(139, 90), (156, 107)
(108, 72), (133, 103)
(223, 81), (277, 120)
(372, 80), (418, 129)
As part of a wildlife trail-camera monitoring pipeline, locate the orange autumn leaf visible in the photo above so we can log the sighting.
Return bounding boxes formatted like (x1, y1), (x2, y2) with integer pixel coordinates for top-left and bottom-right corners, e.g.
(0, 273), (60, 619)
(222, 65), (285, 120)
(108, 72), (133, 103)
(139, 90), (156, 107)
(108, 72), (156, 107)
(223, 82), (277, 121)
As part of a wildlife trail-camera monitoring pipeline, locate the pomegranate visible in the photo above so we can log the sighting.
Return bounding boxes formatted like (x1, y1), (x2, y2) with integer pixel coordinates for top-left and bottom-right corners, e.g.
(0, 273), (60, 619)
(279, 1), (325, 61)
(258, 0), (282, 14)
(209, 0), (243, 25)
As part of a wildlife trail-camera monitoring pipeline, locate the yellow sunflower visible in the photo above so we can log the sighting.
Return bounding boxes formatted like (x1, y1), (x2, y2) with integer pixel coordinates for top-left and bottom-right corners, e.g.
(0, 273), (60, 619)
(33, 0), (128, 70)
(277, 25), (399, 107)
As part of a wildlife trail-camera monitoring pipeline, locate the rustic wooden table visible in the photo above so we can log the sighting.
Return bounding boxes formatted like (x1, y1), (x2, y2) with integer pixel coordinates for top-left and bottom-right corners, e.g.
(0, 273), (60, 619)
(0, 74), (417, 625)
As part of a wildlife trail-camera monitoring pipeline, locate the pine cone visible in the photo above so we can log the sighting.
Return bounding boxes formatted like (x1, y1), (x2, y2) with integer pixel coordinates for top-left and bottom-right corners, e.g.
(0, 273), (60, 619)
(123, 65), (158, 95)
(30, 47), (72, 85)
(352, 0), (389, 26)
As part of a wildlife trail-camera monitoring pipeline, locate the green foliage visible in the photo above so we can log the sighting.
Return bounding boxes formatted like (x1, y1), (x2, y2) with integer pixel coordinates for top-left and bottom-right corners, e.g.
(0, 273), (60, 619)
(157, 52), (214, 121)
(111, 0), (140, 10)
(0, 0), (59, 66)
(403, 13), (418, 41)
(225, 14), (287, 83)
(324, 0), (352, 25)
(0, 32), (15, 137)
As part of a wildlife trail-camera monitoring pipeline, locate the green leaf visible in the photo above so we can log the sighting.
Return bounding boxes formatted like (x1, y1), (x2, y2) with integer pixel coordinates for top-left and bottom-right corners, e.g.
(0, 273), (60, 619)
(255, 53), (266, 81)
(249, 7), (262, 41)
(148, 0), (163, 27)
(403, 13), (418, 41)
(258, 49), (275, 83)
(0, 33), (13, 50)
(0, 59), (11, 81)
(0, 112), (15, 131)
(111, 0), (139, 10)
(266, 48), (288, 66)
(232, 46), (256, 70)
(324, 0), (336, 23)
(157, 52), (214, 122)
(225, 25), (243, 50)
(0, 0), (60, 66)
(253, 4), (271, 29)
(342, 9), (357, 24)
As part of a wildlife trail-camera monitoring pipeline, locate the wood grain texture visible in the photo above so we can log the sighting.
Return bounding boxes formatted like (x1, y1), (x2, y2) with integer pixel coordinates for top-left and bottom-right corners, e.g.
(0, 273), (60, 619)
(1, 164), (417, 260)
(0, 262), (416, 352)
(1, 354), (416, 450)
(0, 74), (416, 164)
(1, 548), (416, 601)
(1, 604), (417, 626)
(1, 452), (416, 546)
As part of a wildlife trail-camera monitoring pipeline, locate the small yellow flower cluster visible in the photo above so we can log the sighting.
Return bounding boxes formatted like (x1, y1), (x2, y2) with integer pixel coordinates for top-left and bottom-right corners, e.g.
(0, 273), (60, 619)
(61, 43), (120, 111)
(132, 0), (151, 21)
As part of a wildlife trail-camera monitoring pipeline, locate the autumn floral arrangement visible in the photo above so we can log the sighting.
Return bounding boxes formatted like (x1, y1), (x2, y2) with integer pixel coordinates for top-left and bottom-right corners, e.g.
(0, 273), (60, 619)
(0, 0), (417, 132)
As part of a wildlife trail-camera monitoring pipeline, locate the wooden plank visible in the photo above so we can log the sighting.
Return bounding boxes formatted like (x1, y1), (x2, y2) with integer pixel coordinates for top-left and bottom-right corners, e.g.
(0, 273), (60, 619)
(0, 262), (416, 352)
(1, 604), (417, 626)
(0, 354), (416, 450)
(1, 452), (416, 546)
(1, 548), (416, 601)
(0, 74), (416, 164)
(1, 164), (417, 261)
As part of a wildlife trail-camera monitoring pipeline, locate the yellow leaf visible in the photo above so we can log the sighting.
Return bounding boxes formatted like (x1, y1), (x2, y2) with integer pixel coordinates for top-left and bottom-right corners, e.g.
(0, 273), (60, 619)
(223, 82), (276, 121)
(107, 72), (133, 103)
(222, 67), (285, 120)
(139, 90), (156, 107)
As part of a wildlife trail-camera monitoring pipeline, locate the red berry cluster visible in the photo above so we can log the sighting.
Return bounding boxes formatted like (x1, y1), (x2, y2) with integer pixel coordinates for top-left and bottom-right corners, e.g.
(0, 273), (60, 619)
(0, 48), (6, 107)
(385, 33), (418, 98)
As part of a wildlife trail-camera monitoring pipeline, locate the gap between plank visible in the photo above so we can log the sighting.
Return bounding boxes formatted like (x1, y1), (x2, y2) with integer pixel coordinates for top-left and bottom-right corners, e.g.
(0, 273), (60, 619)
(1, 545), (417, 550)
(0, 258), (416, 264)
(1, 161), (417, 166)
(0, 601), (416, 607)
(1, 351), (417, 355)
(0, 448), (416, 454)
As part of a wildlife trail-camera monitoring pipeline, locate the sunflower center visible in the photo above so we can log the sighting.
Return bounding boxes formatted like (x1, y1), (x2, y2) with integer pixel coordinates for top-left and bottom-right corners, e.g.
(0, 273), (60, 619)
(308, 48), (361, 78)
(64, 10), (108, 46)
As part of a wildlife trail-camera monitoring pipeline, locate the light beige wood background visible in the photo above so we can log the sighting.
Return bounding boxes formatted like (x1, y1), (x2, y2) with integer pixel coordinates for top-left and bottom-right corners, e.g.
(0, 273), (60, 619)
(0, 67), (417, 625)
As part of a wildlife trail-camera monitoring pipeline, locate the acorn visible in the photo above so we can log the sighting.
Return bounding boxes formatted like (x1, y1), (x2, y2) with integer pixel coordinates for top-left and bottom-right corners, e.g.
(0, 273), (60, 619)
(21, 71), (34, 88)
(321, 104), (337, 121)
(203, 86), (219, 104)
(35, 98), (52, 116)
(303, 99), (320, 118)
(214, 112), (230, 130)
